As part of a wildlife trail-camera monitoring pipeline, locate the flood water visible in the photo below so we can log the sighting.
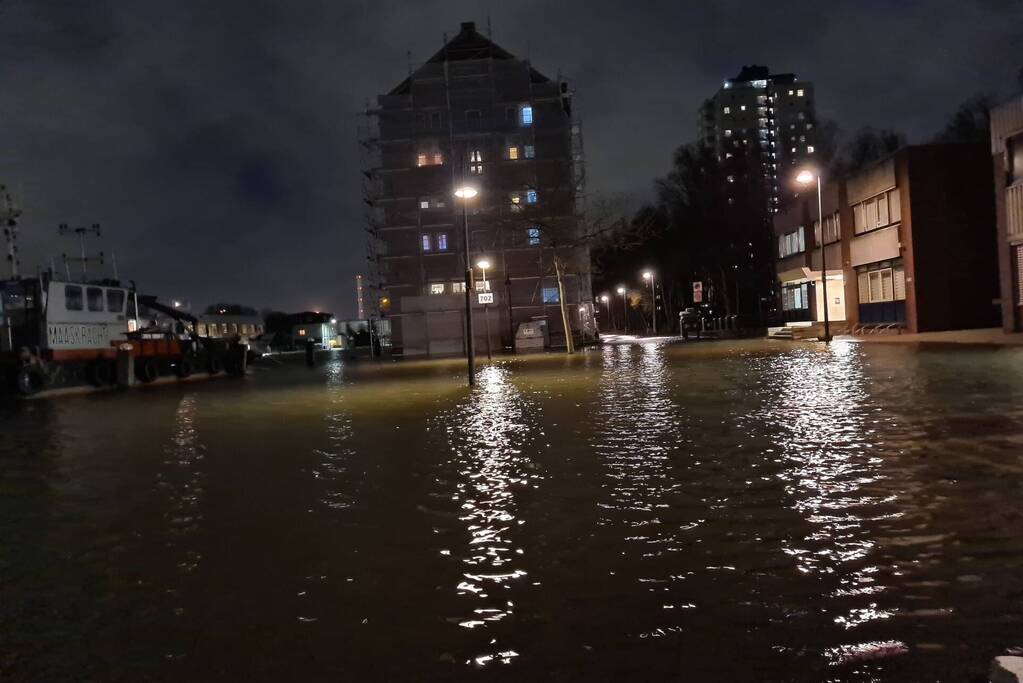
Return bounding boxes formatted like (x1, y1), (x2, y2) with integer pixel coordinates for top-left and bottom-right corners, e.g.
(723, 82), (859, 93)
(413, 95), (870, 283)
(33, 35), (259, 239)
(3, 339), (1023, 681)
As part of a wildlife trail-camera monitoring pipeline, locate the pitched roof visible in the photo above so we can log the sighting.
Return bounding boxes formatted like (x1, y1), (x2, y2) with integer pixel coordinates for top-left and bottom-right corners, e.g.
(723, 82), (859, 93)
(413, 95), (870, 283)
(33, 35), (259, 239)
(388, 21), (551, 95)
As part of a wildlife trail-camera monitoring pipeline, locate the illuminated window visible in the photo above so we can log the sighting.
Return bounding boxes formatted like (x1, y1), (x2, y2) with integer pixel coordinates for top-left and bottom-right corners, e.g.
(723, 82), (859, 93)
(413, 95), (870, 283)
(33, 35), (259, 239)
(723, 106), (731, 114)
(520, 105), (533, 126)
(527, 227), (540, 246)
(437, 233), (448, 250)
(524, 145), (535, 159)
(740, 105), (746, 111)
(797, 88), (804, 97)
(542, 287), (559, 303)
(421, 234), (432, 251)
(419, 199), (429, 209)
(526, 189), (537, 204)
(791, 147), (796, 153)
(724, 129), (732, 137)
(807, 145), (815, 153)
(451, 281), (466, 293)
(416, 153), (427, 167)
(788, 89), (794, 96)
(429, 283), (445, 295)
(432, 153), (443, 165)
(470, 149), (483, 174)
(726, 175), (735, 183)
(508, 146), (519, 160)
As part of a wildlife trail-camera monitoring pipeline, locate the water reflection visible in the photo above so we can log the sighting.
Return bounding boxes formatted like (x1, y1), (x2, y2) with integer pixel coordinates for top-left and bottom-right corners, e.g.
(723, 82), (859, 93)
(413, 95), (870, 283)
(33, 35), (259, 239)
(766, 342), (905, 658)
(315, 358), (356, 511)
(440, 364), (539, 666)
(157, 393), (206, 604)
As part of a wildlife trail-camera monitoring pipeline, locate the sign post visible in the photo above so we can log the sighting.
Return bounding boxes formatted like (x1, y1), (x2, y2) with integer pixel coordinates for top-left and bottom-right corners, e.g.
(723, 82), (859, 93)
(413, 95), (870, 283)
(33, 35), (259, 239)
(692, 281), (703, 304)
(477, 292), (494, 359)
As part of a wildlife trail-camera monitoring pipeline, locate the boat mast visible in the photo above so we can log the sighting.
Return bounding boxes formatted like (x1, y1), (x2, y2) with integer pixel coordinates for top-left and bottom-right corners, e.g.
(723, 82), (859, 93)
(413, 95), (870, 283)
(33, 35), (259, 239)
(1, 185), (22, 279)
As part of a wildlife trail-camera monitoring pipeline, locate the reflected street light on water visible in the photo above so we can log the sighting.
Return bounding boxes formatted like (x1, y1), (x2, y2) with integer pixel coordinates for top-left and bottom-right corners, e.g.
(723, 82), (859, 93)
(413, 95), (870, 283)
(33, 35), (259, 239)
(476, 258), (492, 360)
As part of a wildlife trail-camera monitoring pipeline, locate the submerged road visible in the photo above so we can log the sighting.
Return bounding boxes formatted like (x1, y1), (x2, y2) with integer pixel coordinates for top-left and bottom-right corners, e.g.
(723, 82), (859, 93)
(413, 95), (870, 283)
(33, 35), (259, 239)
(3, 339), (1023, 681)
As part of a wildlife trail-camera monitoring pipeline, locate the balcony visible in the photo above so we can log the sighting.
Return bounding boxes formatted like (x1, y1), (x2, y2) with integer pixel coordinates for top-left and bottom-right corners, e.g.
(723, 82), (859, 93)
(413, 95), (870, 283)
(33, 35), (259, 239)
(1007, 183), (1023, 240)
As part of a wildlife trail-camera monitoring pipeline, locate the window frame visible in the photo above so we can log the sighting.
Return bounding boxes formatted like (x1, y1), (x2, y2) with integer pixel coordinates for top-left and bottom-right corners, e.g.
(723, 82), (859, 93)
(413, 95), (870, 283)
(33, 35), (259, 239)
(542, 286), (559, 304)
(64, 285), (83, 311)
(86, 287), (104, 312)
(106, 289), (125, 313)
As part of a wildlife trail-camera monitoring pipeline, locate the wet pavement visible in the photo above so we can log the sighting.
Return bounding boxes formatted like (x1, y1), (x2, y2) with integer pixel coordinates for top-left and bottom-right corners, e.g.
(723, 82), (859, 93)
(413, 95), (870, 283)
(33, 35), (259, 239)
(3, 339), (1023, 681)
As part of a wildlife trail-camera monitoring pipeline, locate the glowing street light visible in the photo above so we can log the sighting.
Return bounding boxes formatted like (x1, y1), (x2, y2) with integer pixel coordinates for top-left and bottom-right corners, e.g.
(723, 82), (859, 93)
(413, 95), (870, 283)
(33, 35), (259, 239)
(795, 168), (831, 342)
(476, 258), (493, 360)
(641, 270), (657, 336)
(454, 183), (479, 384)
(599, 293), (611, 331)
(617, 286), (629, 334)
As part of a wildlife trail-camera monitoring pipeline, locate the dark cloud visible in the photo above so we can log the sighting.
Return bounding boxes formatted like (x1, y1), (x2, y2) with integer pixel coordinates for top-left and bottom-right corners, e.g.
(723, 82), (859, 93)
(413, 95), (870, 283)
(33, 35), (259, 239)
(1, 0), (1020, 316)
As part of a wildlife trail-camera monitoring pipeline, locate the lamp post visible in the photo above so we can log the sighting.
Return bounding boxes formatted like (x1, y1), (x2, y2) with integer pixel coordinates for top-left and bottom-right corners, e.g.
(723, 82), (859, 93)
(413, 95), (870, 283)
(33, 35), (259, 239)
(642, 270), (657, 336)
(599, 294), (611, 332)
(477, 258), (492, 360)
(796, 169), (831, 342)
(454, 184), (479, 384)
(617, 286), (629, 334)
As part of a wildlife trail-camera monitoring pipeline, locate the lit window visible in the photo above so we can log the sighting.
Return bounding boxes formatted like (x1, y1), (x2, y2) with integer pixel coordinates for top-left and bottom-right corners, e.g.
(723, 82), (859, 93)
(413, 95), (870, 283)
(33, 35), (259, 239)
(437, 233), (448, 250)
(725, 152), (733, 159)
(797, 88), (804, 97)
(451, 281), (466, 293)
(430, 283), (445, 295)
(508, 146), (519, 160)
(419, 199), (430, 209)
(723, 106), (731, 114)
(524, 145), (535, 159)
(432, 153), (443, 165)
(471, 150), (482, 162)
(510, 194), (521, 204)
(416, 153), (427, 167)
(807, 145), (815, 153)
(726, 175), (735, 183)
(791, 147), (796, 153)
(421, 234), (432, 251)
(526, 189), (537, 204)
(740, 105), (746, 111)
(520, 105), (533, 126)
(471, 164), (482, 175)
(527, 227), (540, 246)
(542, 287), (559, 303)
(724, 129), (732, 137)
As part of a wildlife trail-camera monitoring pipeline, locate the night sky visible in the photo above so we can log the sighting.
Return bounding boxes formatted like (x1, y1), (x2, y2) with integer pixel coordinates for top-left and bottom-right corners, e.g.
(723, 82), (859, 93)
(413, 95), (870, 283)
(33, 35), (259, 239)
(2, 0), (1020, 317)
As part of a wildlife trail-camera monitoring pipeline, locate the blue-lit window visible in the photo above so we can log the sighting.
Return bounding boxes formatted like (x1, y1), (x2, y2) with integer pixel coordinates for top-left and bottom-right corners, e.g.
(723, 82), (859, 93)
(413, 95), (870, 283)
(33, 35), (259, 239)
(542, 287), (559, 303)
(421, 234), (432, 251)
(526, 189), (537, 204)
(520, 105), (533, 126)
(437, 233), (448, 250)
(527, 227), (540, 246)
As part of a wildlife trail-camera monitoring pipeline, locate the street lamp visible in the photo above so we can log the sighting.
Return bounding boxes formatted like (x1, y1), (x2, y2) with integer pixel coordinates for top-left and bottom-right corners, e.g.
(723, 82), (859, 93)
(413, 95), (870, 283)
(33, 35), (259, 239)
(476, 258), (492, 360)
(454, 184), (479, 384)
(617, 286), (629, 334)
(599, 293), (611, 331)
(642, 270), (657, 336)
(796, 169), (831, 342)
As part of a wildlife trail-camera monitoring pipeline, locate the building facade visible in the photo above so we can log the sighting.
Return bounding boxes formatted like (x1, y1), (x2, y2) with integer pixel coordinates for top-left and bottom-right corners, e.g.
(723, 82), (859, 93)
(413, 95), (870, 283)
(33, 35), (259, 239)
(699, 65), (817, 210)
(772, 144), (1000, 334)
(990, 95), (1023, 332)
(360, 22), (591, 356)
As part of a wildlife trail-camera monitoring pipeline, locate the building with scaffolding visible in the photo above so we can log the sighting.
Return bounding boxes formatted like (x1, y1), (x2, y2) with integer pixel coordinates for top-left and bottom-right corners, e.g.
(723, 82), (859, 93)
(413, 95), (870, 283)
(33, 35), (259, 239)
(359, 21), (592, 356)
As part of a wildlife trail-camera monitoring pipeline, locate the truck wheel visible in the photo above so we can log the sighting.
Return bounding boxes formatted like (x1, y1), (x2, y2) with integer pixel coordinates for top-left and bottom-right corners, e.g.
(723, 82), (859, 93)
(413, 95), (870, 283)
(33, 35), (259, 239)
(15, 366), (46, 396)
(175, 357), (195, 378)
(86, 360), (113, 386)
(136, 359), (159, 384)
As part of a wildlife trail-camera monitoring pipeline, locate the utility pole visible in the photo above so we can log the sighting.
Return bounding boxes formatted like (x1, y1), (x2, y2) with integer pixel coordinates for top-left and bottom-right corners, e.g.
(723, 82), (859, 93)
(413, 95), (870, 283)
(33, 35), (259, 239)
(1, 185), (22, 279)
(356, 274), (365, 319)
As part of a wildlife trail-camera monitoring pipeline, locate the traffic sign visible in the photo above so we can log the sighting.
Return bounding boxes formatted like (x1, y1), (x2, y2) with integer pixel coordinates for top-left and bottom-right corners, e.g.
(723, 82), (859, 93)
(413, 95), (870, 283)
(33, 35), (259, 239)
(477, 292), (495, 305)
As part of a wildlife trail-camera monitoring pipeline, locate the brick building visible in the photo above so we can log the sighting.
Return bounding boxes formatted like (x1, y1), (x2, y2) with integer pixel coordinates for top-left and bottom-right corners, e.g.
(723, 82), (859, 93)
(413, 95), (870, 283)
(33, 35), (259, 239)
(772, 144), (1000, 336)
